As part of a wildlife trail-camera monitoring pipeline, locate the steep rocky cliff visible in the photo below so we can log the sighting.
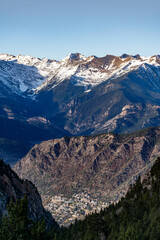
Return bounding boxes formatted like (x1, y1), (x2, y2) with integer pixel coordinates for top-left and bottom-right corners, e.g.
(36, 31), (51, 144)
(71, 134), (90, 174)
(0, 159), (58, 228)
(13, 127), (160, 202)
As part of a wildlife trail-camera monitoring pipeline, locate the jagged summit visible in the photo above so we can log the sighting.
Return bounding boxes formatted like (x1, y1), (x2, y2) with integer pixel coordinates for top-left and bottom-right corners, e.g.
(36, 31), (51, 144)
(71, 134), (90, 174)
(62, 53), (87, 62)
(120, 53), (141, 59)
(120, 53), (131, 58)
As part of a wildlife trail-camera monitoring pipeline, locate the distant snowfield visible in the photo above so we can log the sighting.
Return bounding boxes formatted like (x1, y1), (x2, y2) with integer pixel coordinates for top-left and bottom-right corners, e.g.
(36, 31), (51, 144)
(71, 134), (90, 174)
(0, 53), (160, 95)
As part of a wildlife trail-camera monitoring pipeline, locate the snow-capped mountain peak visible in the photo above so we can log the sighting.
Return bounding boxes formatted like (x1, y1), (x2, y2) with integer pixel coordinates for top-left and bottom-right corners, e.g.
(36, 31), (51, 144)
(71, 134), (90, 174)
(0, 53), (160, 96)
(0, 53), (59, 96)
(61, 53), (87, 63)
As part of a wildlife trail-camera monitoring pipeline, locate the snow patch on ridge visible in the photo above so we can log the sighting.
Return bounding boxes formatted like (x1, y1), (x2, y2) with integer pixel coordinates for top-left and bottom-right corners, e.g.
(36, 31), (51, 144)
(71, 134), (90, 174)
(0, 53), (160, 95)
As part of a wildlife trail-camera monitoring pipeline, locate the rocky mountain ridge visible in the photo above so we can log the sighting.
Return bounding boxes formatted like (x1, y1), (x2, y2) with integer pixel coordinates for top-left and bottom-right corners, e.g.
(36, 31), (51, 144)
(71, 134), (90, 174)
(1, 53), (160, 95)
(13, 127), (160, 202)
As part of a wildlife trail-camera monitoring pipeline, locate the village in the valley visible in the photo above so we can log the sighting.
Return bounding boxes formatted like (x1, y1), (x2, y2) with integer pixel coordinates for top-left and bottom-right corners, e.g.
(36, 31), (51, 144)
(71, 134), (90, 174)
(44, 192), (110, 226)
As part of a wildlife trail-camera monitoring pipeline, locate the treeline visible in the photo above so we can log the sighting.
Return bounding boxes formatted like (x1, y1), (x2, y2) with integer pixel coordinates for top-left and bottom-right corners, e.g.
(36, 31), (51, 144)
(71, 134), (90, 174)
(1, 157), (160, 239)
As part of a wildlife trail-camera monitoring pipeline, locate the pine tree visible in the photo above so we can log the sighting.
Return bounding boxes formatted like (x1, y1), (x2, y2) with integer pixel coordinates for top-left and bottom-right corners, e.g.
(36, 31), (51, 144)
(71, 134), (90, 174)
(0, 196), (47, 240)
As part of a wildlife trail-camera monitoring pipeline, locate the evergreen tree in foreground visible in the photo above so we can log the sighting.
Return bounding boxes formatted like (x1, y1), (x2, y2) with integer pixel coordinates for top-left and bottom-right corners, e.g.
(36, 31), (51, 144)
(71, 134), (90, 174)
(0, 196), (47, 240)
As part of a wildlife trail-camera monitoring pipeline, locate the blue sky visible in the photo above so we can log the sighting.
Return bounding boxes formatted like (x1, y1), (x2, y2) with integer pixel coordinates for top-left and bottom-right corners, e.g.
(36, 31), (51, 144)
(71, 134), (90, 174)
(1, 0), (160, 60)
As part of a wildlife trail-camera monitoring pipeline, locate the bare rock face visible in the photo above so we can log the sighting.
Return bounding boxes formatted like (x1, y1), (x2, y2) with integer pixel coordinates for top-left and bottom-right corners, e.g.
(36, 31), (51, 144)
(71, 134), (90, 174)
(0, 160), (57, 228)
(13, 127), (160, 201)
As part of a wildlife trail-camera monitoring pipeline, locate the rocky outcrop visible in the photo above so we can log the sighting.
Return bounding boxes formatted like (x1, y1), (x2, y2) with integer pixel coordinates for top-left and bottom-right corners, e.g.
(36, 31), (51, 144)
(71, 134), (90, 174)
(0, 159), (58, 228)
(13, 127), (160, 201)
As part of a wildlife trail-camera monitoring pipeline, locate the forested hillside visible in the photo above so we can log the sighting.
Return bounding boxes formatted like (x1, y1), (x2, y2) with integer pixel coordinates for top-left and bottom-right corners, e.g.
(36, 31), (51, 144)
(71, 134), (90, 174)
(55, 157), (160, 240)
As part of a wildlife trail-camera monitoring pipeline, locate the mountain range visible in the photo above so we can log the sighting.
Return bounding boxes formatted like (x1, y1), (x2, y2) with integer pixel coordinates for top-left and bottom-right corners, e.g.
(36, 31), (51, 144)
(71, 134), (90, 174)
(1, 53), (160, 164)
(1, 52), (160, 231)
